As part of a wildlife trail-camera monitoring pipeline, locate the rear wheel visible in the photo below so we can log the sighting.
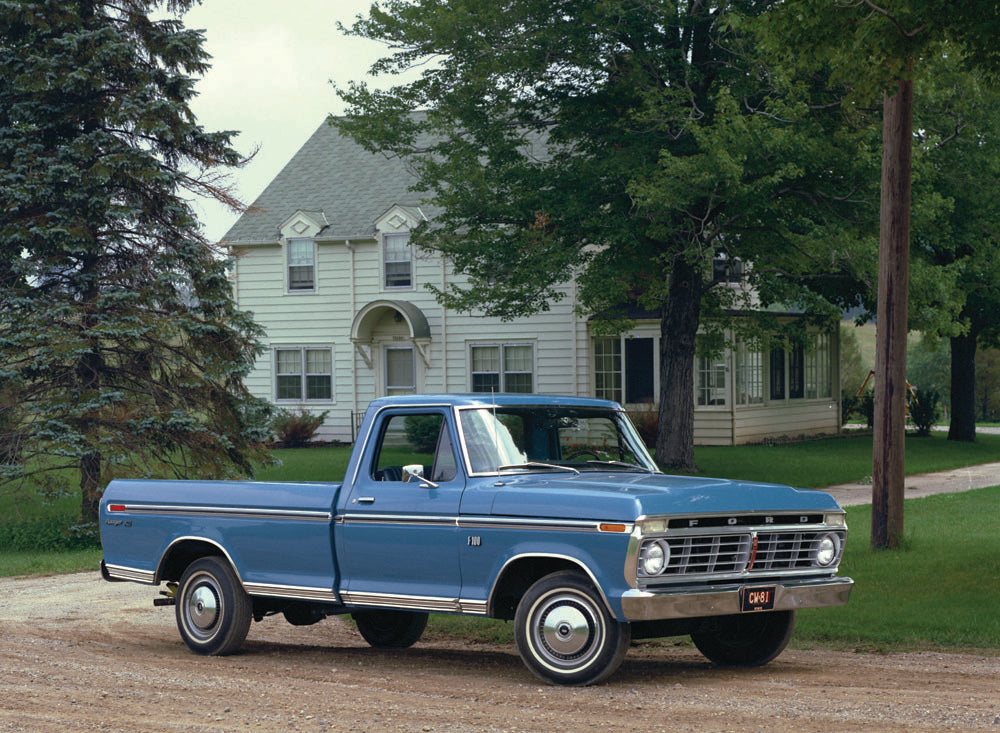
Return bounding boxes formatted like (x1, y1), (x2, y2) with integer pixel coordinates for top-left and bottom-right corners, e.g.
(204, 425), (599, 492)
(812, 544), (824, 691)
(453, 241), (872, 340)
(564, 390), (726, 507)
(351, 610), (429, 648)
(514, 571), (630, 686)
(175, 557), (252, 656)
(691, 610), (796, 666)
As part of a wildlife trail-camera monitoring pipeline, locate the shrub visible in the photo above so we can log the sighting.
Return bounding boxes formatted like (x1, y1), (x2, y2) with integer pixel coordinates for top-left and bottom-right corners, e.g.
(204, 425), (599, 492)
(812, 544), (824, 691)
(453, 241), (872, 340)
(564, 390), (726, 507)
(858, 391), (875, 428)
(0, 516), (101, 552)
(270, 408), (329, 447)
(909, 388), (940, 437)
(626, 407), (659, 449)
(404, 415), (443, 453)
(840, 390), (860, 424)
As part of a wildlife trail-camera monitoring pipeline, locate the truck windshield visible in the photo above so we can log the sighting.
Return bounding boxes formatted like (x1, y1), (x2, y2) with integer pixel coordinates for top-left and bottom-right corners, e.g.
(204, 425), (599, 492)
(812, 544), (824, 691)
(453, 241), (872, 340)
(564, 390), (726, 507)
(458, 405), (658, 475)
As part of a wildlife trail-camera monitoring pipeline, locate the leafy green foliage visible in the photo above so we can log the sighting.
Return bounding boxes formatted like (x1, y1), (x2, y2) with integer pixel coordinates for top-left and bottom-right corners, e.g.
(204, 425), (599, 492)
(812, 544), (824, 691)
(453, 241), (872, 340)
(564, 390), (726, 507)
(908, 388), (941, 437)
(335, 0), (877, 469)
(0, 1), (271, 526)
(404, 415), (443, 454)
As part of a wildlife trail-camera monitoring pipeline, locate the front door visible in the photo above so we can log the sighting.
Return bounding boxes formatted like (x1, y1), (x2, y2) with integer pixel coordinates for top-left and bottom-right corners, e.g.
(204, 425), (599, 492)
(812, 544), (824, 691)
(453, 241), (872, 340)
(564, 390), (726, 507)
(337, 408), (465, 608)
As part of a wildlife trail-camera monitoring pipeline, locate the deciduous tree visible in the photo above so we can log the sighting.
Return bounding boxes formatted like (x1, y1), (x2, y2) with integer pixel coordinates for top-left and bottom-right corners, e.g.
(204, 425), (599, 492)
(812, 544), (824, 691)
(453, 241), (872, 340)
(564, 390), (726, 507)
(335, 0), (873, 469)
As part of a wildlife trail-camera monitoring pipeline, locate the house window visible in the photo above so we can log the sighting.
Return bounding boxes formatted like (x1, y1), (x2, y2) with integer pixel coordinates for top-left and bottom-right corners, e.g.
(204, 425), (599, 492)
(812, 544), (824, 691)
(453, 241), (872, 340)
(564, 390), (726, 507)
(275, 347), (332, 401)
(735, 342), (764, 405)
(385, 346), (416, 396)
(594, 337), (622, 402)
(696, 352), (727, 407)
(788, 343), (805, 399)
(805, 332), (833, 399)
(471, 344), (534, 393)
(769, 346), (785, 400)
(383, 233), (413, 289)
(287, 238), (315, 291)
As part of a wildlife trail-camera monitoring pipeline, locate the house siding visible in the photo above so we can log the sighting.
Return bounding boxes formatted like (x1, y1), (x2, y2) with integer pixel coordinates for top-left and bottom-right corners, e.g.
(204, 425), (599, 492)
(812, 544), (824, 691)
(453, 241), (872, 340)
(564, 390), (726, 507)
(226, 118), (843, 449)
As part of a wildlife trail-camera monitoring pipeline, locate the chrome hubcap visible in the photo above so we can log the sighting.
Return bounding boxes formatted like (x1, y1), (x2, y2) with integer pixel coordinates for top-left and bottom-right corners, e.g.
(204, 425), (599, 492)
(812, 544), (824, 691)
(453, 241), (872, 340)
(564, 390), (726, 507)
(188, 585), (219, 631)
(542, 605), (590, 657)
(530, 591), (603, 669)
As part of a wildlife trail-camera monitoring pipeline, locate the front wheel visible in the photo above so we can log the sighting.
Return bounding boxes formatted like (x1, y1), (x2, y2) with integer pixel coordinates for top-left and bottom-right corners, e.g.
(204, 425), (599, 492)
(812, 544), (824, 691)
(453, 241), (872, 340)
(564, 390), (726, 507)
(514, 571), (630, 686)
(175, 557), (252, 656)
(351, 610), (429, 648)
(691, 610), (796, 666)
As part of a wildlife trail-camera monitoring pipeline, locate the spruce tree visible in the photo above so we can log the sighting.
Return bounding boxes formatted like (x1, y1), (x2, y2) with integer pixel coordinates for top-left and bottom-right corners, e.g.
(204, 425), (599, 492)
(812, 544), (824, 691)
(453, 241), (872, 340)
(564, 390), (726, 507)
(0, 1), (270, 528)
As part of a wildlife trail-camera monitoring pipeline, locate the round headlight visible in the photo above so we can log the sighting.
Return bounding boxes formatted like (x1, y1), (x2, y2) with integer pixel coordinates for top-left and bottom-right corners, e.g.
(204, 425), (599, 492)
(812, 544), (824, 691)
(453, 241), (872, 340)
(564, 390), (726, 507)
(641, 540), (670, 576)
(815, 533), (841, 567)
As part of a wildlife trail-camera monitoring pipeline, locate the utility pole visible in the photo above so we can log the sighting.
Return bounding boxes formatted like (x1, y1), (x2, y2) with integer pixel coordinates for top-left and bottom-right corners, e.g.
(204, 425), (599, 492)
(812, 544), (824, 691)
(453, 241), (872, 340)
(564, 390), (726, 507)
(872, 78), (913, 550)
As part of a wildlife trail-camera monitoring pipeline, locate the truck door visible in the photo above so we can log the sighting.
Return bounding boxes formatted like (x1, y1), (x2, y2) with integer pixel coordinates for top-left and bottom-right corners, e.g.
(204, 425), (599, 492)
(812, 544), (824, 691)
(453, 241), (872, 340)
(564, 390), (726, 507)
(337, 408), (466, 607)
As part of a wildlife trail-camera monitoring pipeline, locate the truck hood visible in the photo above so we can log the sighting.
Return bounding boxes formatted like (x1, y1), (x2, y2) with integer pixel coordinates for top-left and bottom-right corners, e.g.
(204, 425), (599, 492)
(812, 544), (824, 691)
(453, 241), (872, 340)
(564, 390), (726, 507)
(483, 471), (841, 522)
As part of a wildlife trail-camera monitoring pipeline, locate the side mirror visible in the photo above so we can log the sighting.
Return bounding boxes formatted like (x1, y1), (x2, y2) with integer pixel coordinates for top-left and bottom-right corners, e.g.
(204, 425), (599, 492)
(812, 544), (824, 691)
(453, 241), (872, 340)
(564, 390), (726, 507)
(403, 464), (439, 488)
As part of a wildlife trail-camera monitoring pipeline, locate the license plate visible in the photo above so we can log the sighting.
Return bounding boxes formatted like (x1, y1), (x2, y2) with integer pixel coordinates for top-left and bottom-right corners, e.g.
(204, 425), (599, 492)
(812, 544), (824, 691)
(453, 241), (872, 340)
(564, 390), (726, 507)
(741, 585), (776, 612)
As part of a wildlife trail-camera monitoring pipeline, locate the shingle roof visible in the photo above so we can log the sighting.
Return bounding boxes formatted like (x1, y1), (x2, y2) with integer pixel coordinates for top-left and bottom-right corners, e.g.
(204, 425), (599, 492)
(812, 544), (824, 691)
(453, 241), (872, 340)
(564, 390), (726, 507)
(220, 118), (428, 244)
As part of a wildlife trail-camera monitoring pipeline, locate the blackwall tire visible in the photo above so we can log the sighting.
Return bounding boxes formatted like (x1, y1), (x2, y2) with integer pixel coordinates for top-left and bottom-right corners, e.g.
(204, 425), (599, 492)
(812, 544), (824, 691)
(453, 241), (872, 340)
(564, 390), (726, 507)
(175, 557), (252, 656)
(514, 571), (630, 686)
(351, 610), (429, 648)
(691, 610), (796, 666)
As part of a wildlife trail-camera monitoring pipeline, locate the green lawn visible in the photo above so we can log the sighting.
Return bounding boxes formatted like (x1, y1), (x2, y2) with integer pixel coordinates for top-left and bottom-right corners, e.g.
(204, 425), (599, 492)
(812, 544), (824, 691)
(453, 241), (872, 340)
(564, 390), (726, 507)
(689, 432), (1000, 488)
(4, 433), (1000, 653)
(251, 431), (1000, 488)
(793, 485), (1000, 650)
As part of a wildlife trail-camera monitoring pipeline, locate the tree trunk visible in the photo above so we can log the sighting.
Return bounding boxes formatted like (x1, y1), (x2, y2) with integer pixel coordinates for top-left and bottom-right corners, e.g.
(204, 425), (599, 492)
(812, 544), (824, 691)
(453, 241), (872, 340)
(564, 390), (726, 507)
(948, 331), (977, 442)
(655, 256), (703, 471)
(872, 79), (913, 551)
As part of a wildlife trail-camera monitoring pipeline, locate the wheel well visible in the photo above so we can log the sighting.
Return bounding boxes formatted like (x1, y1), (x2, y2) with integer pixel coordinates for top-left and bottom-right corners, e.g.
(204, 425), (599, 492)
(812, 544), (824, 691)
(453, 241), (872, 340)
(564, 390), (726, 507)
(490, 557), (589, 620)
(157, 540), (228, 583)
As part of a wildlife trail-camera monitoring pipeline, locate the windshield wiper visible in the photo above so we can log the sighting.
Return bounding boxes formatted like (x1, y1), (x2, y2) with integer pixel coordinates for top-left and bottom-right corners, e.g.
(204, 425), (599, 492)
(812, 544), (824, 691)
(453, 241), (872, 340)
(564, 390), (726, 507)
(584, 460), (655, 473)
(497, 462), (581, 475)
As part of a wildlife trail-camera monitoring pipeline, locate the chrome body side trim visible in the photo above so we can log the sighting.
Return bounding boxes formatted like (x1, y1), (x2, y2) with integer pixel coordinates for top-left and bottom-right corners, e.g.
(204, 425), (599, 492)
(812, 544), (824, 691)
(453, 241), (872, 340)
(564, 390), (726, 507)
(156, 536), (244, 585)
(336, 514), (632, 534)
(339, 590), (489, 615)
(112, 504), (332, 522)
(620, 576), (854, 621)
(486, 553), (616, 618)
(103, 563), (156, 584)
(243, 583), (340, 603)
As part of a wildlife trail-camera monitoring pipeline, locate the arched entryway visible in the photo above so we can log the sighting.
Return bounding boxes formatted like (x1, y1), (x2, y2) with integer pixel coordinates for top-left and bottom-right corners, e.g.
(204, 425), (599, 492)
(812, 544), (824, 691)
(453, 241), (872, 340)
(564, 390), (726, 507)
(350, 300), (431, 397)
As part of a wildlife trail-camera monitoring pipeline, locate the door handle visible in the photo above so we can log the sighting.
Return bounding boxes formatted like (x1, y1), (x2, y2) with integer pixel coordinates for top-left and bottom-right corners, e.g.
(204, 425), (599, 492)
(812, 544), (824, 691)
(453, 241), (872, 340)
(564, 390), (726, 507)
(356, 496), (375, 504)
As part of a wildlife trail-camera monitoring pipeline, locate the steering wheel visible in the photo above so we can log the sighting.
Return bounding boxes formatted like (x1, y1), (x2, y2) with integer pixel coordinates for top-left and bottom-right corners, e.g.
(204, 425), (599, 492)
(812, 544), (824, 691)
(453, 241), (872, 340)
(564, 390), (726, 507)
(565, 449), (601, 461)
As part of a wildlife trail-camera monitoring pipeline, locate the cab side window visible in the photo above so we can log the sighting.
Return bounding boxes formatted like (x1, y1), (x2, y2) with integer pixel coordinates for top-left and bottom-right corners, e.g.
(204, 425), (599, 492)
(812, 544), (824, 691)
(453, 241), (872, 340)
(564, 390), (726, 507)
(373, 413), (458, 483)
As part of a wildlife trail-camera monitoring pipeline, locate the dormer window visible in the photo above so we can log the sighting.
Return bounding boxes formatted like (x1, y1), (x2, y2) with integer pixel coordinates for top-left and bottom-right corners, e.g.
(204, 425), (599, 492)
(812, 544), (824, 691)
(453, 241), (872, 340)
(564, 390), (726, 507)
(287, 238), (315, 291)
(383, 233), (413, 289)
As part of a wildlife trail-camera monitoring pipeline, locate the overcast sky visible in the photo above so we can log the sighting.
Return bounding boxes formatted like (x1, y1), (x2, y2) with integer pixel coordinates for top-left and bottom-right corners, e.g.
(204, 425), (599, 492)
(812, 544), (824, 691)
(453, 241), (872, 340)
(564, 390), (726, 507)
(178, 0), (402, 241)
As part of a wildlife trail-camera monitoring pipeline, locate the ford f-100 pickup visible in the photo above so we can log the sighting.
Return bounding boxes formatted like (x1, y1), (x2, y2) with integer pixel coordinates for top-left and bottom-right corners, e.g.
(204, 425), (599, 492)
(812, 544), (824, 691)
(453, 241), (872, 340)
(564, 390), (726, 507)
(100, 393), (853, 685)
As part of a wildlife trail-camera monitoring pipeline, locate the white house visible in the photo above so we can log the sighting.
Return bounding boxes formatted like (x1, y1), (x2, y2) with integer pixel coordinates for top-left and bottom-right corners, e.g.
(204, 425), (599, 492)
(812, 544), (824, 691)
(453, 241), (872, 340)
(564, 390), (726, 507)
(223, 120), (840, 445)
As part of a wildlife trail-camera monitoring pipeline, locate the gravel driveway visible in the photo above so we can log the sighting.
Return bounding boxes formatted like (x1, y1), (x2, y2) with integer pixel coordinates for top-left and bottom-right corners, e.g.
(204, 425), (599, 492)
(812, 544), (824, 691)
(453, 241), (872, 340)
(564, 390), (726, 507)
(1, 571), (998, 732)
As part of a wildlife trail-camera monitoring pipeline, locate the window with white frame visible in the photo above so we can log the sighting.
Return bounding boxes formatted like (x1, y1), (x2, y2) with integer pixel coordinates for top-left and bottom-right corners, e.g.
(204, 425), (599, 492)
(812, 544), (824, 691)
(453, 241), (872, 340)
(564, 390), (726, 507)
(594, 337), (623, 402)
(734, 341), (764, 405)
(805, 332), (833, 399)
(383, 233), (413, 289)
(286, 238), (315, 291)
(275, 347), (332, 401)
(470, 344), (533, 393)
(696, 351), (728, 407)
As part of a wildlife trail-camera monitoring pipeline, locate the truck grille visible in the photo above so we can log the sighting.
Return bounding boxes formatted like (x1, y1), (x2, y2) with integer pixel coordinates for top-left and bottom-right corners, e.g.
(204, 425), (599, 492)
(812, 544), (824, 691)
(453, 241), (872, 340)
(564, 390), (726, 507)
(662, 535), (752, 575)
(754, 531), (828, 571)
(647, 529), (846, 579)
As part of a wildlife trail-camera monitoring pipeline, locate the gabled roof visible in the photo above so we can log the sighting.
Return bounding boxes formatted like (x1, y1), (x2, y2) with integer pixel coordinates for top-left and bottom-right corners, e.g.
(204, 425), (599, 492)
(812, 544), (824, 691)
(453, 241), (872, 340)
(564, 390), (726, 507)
(220, 118), (428, 244)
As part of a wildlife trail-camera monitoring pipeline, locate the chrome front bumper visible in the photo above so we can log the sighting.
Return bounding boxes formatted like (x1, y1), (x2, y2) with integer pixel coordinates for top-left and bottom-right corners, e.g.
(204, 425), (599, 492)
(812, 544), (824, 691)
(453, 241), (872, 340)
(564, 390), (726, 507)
(620, 576), (854, 621)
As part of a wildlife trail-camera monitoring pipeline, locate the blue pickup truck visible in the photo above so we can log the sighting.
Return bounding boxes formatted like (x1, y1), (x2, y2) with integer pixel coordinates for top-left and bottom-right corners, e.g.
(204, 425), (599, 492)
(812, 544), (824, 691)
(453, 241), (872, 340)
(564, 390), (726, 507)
(100, 393), (852, 685)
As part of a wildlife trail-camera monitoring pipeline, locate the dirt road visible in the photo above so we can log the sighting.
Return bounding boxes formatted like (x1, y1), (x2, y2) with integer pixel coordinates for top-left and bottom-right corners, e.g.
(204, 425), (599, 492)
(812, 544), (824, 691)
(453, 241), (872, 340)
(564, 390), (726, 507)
(1, 571), (997, 732)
